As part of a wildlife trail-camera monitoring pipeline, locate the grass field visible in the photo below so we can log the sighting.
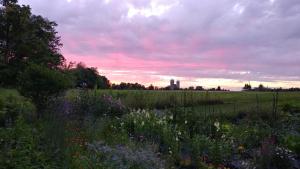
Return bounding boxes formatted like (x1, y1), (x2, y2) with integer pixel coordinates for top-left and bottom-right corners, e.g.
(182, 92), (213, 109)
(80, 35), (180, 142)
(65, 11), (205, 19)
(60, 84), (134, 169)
(68, 89), (300, 112)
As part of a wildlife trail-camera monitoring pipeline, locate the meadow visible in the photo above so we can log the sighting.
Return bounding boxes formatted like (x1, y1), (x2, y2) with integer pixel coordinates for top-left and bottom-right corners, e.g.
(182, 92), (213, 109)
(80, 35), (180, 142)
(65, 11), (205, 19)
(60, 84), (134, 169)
(1, 88), (300, 169)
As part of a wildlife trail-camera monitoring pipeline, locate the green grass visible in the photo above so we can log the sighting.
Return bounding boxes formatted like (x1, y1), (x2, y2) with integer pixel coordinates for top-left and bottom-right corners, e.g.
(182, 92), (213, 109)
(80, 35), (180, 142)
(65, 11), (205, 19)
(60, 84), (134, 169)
(67, 89), (300, 111)
(0, 88), (20, 98)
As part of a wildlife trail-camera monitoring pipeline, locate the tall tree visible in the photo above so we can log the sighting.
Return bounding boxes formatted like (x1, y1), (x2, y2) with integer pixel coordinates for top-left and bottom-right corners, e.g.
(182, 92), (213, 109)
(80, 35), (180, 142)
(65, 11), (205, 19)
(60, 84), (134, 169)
(70, 63), (110, 89)
(1, 0), (18, 6)
(0, 0), (65, 86)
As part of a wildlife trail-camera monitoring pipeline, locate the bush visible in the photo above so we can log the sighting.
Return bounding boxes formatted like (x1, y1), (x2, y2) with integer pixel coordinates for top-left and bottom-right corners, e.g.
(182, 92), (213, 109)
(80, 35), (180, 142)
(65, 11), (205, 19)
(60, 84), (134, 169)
(121, 110), (182, 156)
(0, 91), (36, 127)
(18, 64), (72, 110)
(284, 135), (300, 156)
(70, 91), (127, 118)
(0, 117), (55, 169)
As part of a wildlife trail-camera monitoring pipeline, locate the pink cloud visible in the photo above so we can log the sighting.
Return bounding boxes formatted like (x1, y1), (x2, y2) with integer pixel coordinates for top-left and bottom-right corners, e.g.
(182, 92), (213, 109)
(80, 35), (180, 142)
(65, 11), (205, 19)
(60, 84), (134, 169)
(20, 0), (300, 89)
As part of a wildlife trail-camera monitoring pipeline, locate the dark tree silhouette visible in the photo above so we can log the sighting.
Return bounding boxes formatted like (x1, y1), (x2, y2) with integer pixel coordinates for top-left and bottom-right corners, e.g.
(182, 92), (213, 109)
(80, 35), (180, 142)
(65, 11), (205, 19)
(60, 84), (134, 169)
(0, 0), (64, 86)
(70, 63), (110, 89)
(243, 83), (252, 91)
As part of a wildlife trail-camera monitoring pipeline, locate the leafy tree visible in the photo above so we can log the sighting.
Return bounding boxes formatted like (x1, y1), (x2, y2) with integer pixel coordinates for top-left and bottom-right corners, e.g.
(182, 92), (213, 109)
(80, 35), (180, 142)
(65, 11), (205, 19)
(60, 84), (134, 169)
(258, 84), (265, 91)
(70, 63), (110, 89)
(112, 82), (146, 90)
(188, 86), (195, 90)
(1, 0), (18, 6)
(0, 0), (65, 86)
(195, 86), (204, 91)
(148, 84), (154, 90)
(243, 83), (252, 91)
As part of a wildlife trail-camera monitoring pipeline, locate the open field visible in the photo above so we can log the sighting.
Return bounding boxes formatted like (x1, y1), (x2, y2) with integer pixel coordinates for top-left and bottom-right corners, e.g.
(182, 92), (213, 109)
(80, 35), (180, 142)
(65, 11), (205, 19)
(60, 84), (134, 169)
(69, 89), (300, 111)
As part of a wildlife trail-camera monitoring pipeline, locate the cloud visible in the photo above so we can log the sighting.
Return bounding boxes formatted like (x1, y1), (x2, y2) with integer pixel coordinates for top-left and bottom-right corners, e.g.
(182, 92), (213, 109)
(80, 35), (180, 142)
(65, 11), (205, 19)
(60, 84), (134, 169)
(19, 0), (300, 88)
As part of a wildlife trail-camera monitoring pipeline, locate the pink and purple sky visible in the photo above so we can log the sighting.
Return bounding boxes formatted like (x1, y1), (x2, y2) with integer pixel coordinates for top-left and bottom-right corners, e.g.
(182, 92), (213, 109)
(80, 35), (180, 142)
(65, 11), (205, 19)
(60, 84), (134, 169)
(19, 0), (300, 90)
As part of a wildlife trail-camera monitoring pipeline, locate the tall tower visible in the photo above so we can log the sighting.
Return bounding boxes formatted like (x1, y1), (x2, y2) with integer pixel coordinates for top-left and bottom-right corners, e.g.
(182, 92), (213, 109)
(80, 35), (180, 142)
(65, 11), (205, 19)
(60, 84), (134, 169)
(176, 80), (180, 89)
(170, 79), (174, 86)
(170, 79), (175, 90)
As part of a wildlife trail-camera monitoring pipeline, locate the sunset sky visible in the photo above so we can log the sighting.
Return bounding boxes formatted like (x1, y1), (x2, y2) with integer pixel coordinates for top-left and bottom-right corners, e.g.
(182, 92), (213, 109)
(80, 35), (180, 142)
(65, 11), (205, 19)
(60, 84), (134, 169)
(19, 0), (300, 90)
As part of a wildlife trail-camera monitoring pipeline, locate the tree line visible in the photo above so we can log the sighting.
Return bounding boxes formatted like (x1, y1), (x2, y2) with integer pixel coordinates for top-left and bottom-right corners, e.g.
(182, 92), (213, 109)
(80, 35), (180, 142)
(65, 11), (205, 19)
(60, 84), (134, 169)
(243, 83), (300, 92)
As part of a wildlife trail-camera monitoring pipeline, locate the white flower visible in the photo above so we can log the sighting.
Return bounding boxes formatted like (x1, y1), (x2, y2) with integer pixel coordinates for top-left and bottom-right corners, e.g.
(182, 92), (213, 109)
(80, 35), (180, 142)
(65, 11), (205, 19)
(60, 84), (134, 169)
(120, 122), (124, 126)
(178, 131), (182, 135)
(185, 120), (188, 124)
(169, 150), (172, 154)
(170, 115), (173, 120)
(214, 121), (220, 131)
(141, 121), (145, 126)
(175, 137), (179, 141)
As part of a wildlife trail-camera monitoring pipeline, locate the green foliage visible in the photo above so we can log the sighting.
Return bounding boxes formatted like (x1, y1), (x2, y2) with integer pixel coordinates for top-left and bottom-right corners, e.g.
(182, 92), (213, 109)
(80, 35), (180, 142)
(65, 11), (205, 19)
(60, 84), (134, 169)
(0, 0), (65, 87)
(18, 63), (72, 109)
(121, 110), (182, 156)
(227, 123), (271, 149)
(190, 135), (232, 165)
(69, 90), (127, 118)
(0, 89), (36, 126)
(70, 63), (110, 89)
(1, 88), (299, 168)
(0, 116), (55, 169)
(284, 135), (300, 155)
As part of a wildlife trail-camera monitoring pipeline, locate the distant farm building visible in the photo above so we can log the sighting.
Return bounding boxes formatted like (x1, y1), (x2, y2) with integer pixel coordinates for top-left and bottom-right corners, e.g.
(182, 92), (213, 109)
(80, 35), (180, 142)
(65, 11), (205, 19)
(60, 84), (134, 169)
(169, 79), (180, 90)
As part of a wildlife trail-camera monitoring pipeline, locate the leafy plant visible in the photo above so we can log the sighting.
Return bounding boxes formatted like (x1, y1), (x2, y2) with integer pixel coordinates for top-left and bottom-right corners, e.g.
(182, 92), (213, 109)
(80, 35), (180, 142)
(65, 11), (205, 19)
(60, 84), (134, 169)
(18, 63), (72, 111)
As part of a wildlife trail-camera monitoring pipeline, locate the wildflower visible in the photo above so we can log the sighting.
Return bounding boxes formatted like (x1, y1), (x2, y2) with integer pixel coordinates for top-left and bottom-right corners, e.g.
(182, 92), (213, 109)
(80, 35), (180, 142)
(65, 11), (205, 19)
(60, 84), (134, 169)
(141, 121), (145, 126)
(176, 137), (179, 141)
(185, 120), (188, 124)
(178, 131), (182, 136)
(170, 115), (173, 120)
(214, 121), (220, 131)
(120, 122), (124, 126)
(169, 150), (172, 154)
(146, 112), (150, 118)
(157, 119), (163, 124)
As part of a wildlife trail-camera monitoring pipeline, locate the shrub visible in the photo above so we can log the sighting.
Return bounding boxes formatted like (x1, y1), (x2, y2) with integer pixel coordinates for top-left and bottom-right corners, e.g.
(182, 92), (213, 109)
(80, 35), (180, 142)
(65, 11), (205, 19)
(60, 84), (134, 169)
(18, 63), (72, 110)
(284, 135), (300, 156)
(122, 110), (182, 157)
(0, 116), (55, 169)
(70, 91), (127, 118)
(0, 92), (36, 127)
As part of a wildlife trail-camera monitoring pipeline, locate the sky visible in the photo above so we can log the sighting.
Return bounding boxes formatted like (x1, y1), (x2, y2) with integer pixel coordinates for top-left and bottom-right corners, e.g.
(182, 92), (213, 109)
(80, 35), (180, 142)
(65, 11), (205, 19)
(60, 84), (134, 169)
(19, 0), (300, 90)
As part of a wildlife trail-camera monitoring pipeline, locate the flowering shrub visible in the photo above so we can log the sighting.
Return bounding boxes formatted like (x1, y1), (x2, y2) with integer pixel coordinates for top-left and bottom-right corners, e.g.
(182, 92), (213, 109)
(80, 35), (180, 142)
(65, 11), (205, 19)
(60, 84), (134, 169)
(69, 91), (127, 118)
(121, 109), (183, 156)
